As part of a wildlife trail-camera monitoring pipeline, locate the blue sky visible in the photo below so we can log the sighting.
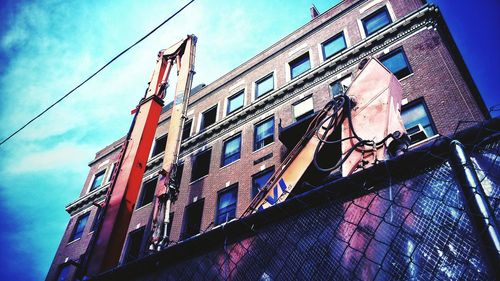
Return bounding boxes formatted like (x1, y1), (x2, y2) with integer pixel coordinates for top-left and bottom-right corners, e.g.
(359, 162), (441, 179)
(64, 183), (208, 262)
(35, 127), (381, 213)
(0, 0), (498, 280)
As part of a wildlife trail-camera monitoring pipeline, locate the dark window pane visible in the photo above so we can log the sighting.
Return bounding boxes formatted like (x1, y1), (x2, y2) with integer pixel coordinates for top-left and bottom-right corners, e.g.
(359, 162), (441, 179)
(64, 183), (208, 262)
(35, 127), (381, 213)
(254, 117), (274, 151)
(191, 149), (211, 181)
(402, 101), (436, 144)
(227, 91), (244, 114)
(167, 213), (174, 238)
(222, 134), (241, 166)
(183, 199), (204, 238)
(151, 134), (167, 157)
(137, 177), (157, 208)
(252, 168), (274, 197)
(216, 185), (238, 225)
(70, 212), (90, 242)
(322, 33), (346, 59)
(255, 74), (274, 98)
(380, 49), (412, 79)
(123, 228), (145, 263)
(290, 53), (311, 79)
(57, 265), (71, 281)
(90, 170), (105, 191)
(91, 207), (102, 232)
(182, 120), (192, 141)
(173, 163), (184, 186)
(363, 8), (391, 36)
(200, 106), (217, 131)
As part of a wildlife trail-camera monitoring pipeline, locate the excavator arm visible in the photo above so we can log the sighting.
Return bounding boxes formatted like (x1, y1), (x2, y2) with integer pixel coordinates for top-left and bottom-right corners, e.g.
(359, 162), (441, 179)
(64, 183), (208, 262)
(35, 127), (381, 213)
(243, 58), (409, 216)
(83, 35), (197, 277)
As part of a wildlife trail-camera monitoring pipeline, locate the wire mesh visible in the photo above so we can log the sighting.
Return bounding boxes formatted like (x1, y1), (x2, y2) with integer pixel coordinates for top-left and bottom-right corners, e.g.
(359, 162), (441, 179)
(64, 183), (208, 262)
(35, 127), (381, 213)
(95, 121), (499, 281)
(142, 160), (494, 279)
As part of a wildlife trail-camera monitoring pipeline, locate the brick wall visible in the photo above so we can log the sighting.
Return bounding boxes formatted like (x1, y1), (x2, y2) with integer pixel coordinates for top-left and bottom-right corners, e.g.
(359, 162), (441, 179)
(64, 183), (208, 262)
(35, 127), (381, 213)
(47, 0), (489, 279)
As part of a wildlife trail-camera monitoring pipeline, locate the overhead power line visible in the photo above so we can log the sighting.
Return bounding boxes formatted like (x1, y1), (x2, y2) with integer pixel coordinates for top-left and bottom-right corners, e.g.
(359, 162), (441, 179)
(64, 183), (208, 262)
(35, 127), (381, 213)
(0, 0), (195, 147)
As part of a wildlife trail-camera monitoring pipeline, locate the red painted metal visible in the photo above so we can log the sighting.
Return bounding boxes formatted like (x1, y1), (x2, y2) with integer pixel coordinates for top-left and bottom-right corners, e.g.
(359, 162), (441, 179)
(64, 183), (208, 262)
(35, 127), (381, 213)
(85, 36), (195, 276)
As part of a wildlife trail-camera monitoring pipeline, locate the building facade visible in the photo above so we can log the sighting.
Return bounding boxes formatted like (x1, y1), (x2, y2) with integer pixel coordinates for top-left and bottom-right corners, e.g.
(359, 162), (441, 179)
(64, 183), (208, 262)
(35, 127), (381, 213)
(46, 0), (490, 280)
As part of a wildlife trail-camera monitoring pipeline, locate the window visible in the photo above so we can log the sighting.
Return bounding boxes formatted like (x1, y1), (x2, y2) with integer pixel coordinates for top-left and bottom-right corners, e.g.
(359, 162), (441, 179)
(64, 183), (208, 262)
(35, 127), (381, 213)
(69, 212), (90, 242)
(191, 149), (211, 181)
(123, 227), (145, 263)
(151, 134), (167, 157)
(254, 117), (275, 151)
(380, 48), (412, 79)
(166, 213), (174, 238)
(402, 100), (437, 144)
(227, 90), (244, 114)
(173, 162), (184, 186)
(91, 207), (102, 232)
(89, 170), (106, 192)
(252, 167), (275, 197)
(221, 134), (241, 166)
(216, 185), (238, 225)
(322, 32), (346, 60)
(182, 119), (192, 141)
(56, 264), (71, 281)
(200, 106), (217, 131)
(255, 73), (274, 99)
(293, 96), (314, 121)
(106, 163), (116, 183)
(183, 199), (204, 239)
(136, 177), (157, 208)
(362, 7), (392, 36)
(330, 76), (352, 97)
(290, 53), (311, 79)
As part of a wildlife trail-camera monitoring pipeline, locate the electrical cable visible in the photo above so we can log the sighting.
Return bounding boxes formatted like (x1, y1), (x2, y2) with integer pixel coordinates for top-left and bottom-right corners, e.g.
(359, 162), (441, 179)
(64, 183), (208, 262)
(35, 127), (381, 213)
(0, 0), (195, 147)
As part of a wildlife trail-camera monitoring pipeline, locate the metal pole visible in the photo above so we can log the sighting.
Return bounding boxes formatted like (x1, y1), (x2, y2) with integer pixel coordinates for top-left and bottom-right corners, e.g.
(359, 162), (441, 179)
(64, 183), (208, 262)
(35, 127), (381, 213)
(448, 140), (500, 279)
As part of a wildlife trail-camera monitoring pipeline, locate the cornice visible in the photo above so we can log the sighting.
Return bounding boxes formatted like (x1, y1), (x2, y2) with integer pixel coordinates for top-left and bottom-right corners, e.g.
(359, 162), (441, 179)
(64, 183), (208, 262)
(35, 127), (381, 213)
(65, 184), (108, 215)
(174, 5), (438, 159)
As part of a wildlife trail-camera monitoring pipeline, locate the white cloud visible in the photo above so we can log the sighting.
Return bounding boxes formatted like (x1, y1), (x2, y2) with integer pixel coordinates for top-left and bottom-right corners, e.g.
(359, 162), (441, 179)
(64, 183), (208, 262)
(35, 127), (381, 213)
(7, 142), (96, 174)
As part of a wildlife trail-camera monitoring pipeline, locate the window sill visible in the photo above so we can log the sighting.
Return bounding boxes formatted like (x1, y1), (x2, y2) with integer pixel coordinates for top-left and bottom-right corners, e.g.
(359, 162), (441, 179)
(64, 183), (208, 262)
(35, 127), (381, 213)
(86, 183), (109, 195)
(252, 142), (275, 154)
(220, 159), (240, 170)
(398, 72), (414, 82)
(135, 202), (153, 212)
(254, 90), (273, 102)
(408, 134), (440, 149)
(189, 175), (209, 185)
(67, 238), (81, 246)
(226, 107), (244, 117)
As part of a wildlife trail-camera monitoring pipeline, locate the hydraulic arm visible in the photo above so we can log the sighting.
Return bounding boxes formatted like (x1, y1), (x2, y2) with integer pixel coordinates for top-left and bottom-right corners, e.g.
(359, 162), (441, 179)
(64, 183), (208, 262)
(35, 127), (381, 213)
(83, 35), (196, 277)
(149, 35), (196, 251)
(243, 58), (409, 216)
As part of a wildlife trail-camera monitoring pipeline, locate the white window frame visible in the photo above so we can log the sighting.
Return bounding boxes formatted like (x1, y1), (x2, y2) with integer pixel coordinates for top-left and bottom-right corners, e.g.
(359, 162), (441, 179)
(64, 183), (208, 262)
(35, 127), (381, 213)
(357, 3), (396, 39)
(196, 103), (220, 133)
(319, 29), (350, 62)
(252, 71), (276, 102)
(292, 95), (314, 121)
(86, 168), (107, 194)
(224, 89), (246, 117)
(286, 50), (313, 82)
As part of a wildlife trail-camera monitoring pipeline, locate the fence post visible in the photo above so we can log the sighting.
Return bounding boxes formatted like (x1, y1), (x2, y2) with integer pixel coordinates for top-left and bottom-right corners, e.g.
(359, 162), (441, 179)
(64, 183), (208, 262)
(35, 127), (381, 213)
(448, 140), (500, 278)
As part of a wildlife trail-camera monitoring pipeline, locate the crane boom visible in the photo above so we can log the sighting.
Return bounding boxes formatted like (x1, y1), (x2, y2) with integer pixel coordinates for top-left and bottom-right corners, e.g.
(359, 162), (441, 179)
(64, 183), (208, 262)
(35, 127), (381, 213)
(243, 58), (409, 216)
(83, 35), (197, 277)
(149, 35), (197, 251)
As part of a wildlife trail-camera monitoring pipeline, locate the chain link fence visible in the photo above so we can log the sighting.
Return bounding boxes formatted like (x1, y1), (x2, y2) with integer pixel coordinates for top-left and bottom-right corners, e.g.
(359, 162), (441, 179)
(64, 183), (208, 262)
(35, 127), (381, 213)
(94, 120), (499, 281)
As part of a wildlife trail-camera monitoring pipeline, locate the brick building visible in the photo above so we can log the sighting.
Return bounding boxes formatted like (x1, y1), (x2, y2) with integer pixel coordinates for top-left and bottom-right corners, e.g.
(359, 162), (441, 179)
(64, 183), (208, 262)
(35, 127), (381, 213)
(46, 0), (490, 280)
